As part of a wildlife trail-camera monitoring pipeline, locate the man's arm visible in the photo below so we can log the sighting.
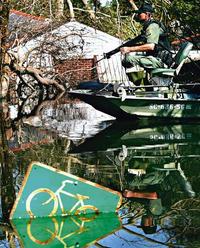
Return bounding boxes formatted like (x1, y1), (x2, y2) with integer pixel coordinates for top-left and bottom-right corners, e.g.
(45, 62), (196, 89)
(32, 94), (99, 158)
(120, 43), (155, 54)
(104, 35), (146, 58)
(120, 22), (160, 54)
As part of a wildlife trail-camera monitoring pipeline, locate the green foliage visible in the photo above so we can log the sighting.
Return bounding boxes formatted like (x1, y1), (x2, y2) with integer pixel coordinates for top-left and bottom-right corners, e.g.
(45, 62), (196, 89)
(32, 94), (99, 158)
(8, 0), (200, 40)
(9, 0), (56, 17)
(169, 0), (200, 34)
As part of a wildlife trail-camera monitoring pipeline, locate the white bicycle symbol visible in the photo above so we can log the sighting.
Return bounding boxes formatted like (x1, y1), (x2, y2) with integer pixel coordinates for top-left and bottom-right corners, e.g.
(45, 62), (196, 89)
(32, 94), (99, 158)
(26, 179), (99, 218)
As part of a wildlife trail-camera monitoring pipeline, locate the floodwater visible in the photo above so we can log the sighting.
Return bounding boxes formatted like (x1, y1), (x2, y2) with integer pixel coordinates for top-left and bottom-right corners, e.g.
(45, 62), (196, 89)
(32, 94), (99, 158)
(0, 95), (200, 248)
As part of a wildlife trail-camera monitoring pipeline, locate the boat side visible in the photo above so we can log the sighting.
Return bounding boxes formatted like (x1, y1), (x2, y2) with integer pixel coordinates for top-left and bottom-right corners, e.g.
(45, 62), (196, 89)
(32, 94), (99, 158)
(69, 90), (200, 120)
(69, 90), (138, 120)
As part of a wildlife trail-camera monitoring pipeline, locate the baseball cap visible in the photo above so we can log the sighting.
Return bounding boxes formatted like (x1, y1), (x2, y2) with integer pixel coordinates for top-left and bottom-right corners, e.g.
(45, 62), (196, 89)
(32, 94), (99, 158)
(134, 2), (154, 14)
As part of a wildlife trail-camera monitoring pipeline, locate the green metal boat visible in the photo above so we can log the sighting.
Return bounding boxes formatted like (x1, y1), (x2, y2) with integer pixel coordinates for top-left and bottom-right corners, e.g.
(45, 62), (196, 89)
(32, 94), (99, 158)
(69, 88), (200, 120)
(69, 41), (200, 120)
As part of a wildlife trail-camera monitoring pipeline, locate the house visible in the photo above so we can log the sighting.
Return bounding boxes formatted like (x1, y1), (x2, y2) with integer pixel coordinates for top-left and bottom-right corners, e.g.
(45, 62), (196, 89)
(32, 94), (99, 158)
(14, 20), (128, 85)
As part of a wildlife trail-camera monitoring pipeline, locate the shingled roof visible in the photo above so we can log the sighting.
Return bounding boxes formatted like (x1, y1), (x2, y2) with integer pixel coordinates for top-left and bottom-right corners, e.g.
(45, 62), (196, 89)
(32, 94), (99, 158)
(8, 10), (50, 43)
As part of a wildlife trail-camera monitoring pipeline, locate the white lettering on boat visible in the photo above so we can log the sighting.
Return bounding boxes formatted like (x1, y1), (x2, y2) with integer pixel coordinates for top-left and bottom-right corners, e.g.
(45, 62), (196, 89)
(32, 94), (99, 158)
(149, 104), (192, 110)
(150, 133), (192, 140)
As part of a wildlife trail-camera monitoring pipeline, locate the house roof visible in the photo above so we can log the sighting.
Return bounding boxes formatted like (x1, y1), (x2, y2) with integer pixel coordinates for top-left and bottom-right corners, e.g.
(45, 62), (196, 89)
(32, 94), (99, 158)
(50, 21), (122, 58)
(17, 21), (122, 60)
(10, 9), (46, 22)
(8, 10), (50, 43)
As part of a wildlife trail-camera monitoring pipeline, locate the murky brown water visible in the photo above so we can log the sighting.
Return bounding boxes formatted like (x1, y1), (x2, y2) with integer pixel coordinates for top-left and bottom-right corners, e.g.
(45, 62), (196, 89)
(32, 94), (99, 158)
(1, 97), (200, 248)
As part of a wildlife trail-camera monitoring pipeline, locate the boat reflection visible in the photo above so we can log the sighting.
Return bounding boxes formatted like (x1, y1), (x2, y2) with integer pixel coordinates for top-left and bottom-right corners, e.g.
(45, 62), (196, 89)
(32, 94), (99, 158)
(0, 118), (199, 247)
(70, 121), (199, 195)
(11, 213), (121, 247)
(69, 121), (200, 246)
(70, 121), (200, 153)
(70, 122), (198, 184)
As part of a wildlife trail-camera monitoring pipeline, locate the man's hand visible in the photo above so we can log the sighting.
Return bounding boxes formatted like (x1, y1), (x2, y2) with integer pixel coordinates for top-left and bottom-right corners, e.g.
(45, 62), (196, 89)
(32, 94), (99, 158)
(120, 43), (155, 54)
(120, 47), (131, 54)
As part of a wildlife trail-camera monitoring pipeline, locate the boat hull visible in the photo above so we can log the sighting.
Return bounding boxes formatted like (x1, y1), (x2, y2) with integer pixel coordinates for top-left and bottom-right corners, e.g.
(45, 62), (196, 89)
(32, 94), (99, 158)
(69, 90), (200, 120)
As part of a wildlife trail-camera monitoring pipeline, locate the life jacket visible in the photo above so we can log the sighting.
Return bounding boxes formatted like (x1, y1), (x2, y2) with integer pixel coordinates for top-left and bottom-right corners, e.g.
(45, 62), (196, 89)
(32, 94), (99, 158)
(142, 20), (173, 66)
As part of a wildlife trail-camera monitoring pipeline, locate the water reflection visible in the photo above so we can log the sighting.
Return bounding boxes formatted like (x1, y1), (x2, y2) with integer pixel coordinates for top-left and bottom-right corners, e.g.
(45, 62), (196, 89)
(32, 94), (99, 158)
(70, 121), (200, 247)
(1, 87), (200, 247)
(71, 121), (200, 152)
(70, 122), (200, 194)
(41, 101), (113, 141)
(11, 213), (121, 247)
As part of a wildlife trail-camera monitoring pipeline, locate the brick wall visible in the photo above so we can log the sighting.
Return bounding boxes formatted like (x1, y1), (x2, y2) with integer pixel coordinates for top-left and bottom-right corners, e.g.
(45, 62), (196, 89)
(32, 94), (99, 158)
(56, 58), (97, 86)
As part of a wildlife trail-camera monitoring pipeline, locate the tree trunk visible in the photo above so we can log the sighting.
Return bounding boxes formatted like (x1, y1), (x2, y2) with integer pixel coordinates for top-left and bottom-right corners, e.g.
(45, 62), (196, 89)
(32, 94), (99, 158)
(66, 0), (75, 20)
(0, 1), (15, 222)
(57, 0), (65, 19)
(81, 0), (96, 20)
(0, 0), (10, 99)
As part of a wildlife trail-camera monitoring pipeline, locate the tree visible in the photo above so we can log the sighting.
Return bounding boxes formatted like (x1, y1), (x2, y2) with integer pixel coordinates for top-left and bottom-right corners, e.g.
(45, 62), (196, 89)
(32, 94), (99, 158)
(0, 1), (16, 222)
(57, 0), (65, 19)
(0, 0), (10, 98)
(169, 0), (200, 34)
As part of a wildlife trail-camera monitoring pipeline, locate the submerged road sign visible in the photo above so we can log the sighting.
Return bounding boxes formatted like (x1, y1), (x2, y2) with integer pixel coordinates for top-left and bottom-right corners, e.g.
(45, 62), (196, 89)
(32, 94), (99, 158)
(10, 162), (122, 219)
(11, 213), (121, 248)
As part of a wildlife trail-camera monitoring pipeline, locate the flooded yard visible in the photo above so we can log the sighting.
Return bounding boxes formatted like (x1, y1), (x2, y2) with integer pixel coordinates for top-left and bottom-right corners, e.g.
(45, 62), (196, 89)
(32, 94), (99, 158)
(0, 97), (200, 248)
(1, 1), (200, 247)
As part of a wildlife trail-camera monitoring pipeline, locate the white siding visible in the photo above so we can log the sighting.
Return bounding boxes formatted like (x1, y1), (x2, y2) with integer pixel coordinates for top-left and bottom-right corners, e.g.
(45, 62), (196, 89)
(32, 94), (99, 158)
(14, 21), (129, 83)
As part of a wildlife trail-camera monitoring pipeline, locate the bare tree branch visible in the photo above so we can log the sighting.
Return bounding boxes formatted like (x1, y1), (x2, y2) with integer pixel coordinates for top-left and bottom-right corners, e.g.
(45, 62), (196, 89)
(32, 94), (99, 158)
(57, 0), (65, 19)
(127, 0), (138, 10)
(14, 64), (65, 91)
(66, 0), (75, 20)
(81, 0), (96, 20)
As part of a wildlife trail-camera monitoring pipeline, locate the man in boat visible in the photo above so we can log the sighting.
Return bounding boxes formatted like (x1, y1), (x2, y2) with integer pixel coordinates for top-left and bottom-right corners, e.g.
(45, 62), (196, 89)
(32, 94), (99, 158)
(120, 2), (172, 86)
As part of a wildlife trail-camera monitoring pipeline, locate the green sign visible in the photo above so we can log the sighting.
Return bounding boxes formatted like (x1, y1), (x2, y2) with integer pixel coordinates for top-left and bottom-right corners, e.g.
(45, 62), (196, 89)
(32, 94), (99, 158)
(10, 162), (122, 219)
(11, 213), (121, 247)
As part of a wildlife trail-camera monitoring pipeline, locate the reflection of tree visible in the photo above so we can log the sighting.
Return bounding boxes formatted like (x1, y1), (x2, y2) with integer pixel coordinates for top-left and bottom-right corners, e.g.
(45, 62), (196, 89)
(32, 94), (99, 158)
(121, 225), (174, 247)
(118, 195), (200, 247)
(15, 85), (65, 121)
(4, 84), (66, 164)
(161, 199), (200, 244)
(0, 102), (15, 222)
(0, 224), (18, 248)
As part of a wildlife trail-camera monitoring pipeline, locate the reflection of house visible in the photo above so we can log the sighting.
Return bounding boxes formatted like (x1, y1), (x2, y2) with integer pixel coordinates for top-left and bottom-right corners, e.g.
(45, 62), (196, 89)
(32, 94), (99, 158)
(12, 16), (126, 84)
(42, 101), (113, 141)
(7, 125), (54, 153)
